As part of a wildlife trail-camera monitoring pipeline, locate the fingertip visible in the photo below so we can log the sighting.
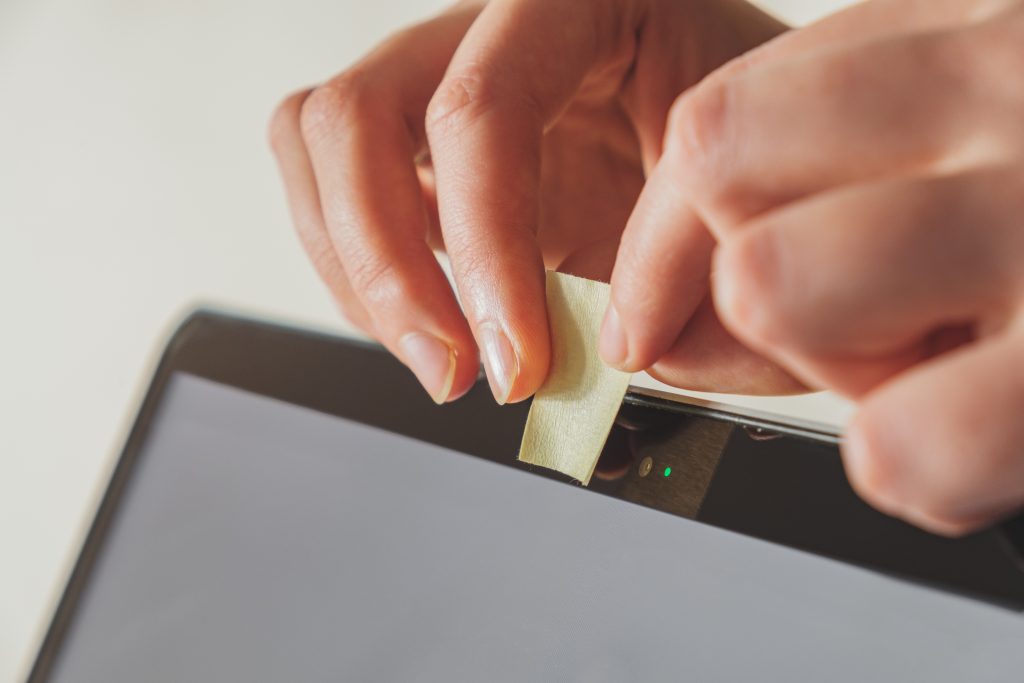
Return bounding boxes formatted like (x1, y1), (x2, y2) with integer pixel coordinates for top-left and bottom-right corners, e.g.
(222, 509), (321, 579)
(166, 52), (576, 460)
(268, 88), (312, 155)
(610, 169), (715, 371)
(842, 412), (904, 519)
(601, 295), (669, 373)
(907, 515), (979, 539)
(597, 283), (663, 374)
(397, 330), (477, 405)
(557, 242), (645, 372)
(450, 258), (549, 406)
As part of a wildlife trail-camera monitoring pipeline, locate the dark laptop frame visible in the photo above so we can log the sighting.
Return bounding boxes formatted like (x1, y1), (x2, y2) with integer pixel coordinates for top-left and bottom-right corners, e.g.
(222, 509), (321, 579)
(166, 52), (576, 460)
(28, 310), (1024, 681)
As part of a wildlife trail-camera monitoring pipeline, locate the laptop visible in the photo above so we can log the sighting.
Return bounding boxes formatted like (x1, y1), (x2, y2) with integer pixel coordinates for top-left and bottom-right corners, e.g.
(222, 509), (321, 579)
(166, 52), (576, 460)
(28, 311), (1024, 682)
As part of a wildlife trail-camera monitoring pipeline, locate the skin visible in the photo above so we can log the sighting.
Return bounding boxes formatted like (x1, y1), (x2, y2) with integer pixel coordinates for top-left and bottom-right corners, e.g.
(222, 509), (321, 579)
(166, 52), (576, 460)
(615, 0), (1024, 535)
(272, 0), (1024, 536)
(269, 0), (793, 407)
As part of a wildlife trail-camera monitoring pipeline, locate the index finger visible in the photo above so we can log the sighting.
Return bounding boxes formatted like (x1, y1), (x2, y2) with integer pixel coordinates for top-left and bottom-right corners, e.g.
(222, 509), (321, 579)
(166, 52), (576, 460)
(425, 0), (642, 403)
(665, 0), (1014, 237)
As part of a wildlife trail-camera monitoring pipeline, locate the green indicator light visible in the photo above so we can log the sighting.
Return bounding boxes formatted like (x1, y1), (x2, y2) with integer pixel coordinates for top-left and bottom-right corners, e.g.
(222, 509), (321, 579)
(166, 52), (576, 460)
(663, 466), (672, 477)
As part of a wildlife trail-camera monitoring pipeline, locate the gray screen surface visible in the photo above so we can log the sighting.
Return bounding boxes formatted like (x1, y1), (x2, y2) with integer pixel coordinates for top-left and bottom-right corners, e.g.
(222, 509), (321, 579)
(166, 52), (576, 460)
(48, 374), (1024, 682)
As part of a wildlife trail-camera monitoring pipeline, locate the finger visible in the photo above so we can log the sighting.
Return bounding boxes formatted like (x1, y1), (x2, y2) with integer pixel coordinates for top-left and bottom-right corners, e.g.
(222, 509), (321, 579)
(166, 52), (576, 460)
(843, 330), (1024, 536)
(708, 0), (1014, 87)
(618, 0), (787, 172)
(269, 89), (375, 335)
(560, 237), (802, 394)
(426, 0), (642, 403)
(712, 168), (1024, 396)
(665, 27), (987, 237)
(619, 0), (1003, 172)
(607, 0), (1014, 380)
(601, 161), (715, 372)
(649, 297), (806, 395)
(300, 10), (481, 404)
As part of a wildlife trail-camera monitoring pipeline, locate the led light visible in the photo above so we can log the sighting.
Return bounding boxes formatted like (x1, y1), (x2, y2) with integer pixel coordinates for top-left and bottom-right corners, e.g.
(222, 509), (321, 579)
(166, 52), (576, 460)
(638, 456), (653, 477)
(663, 466), (672, 477)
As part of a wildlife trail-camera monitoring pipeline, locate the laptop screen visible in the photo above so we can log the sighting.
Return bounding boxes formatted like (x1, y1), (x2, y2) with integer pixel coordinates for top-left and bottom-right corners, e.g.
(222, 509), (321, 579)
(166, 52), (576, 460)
(46, 373), (1024, 681)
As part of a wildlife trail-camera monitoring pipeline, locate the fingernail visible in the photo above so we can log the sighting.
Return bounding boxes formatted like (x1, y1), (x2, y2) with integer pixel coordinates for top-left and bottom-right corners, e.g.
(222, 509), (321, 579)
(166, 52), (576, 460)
(478, 322), (518, 405)
(599, 304), (628, 368)
(399, 332), (456, 405)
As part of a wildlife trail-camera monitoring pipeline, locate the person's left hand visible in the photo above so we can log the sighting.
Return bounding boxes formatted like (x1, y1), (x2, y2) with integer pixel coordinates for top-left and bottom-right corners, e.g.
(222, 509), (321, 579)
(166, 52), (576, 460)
(270, 0), (799, 406)
(607, 0), (1024, 535)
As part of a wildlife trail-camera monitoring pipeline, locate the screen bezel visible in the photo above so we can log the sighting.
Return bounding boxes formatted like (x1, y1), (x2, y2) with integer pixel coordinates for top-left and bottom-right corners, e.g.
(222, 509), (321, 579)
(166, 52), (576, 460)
(28, 309), (1024, 680)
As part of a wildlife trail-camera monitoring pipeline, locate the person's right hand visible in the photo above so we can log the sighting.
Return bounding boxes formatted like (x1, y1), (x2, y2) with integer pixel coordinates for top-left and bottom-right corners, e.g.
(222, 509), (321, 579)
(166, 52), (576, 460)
(270, 0), (791, 405)
(604, 0), (1024, 535)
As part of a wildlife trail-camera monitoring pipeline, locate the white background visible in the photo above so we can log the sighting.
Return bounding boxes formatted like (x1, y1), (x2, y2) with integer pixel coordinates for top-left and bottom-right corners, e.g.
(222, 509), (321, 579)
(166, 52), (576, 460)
(1, 0), (855, 680)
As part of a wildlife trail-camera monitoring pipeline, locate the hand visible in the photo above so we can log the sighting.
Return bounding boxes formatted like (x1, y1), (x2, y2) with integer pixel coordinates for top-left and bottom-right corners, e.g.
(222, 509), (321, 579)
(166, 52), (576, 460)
(269, 0), (789, 406)
(609, 0), (1024, 534)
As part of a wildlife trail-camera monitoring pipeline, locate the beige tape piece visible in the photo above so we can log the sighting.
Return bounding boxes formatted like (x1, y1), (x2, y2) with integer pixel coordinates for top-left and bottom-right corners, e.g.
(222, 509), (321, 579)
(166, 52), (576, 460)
(517, 271), (632, 486)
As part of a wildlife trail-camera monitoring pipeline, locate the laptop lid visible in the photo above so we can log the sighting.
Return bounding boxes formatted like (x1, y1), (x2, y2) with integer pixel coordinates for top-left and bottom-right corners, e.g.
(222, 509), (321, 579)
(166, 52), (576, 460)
(29, 311), (1024, 682)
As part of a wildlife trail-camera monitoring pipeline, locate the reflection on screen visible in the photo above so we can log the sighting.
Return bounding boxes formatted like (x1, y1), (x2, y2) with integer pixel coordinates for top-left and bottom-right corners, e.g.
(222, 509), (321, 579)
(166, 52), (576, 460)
(47, 374), (1024, 682)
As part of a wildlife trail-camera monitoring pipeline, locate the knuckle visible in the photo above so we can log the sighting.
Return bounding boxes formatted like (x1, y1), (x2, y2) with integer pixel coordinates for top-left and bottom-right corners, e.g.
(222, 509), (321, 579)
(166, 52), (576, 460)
(425, 67), (532, 138)
(268, 89), (310, 153)
(917, 33), (981, 103)
(445, 220), (536, 293)
(345, 251), (401, 304)
(452, 246), (500, 288)
(953, 18), (1024, 99)
(343, 244), (424, 309)
(426, 71), (490, 135)
(665, 83), (732, 188)
(304, 238), (342, 282)
(299, 70), (378, 145)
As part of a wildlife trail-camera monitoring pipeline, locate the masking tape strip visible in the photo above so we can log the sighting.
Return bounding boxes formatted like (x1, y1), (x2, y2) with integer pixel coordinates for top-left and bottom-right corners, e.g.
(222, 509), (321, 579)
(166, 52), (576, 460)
(517, 271), (632, 486)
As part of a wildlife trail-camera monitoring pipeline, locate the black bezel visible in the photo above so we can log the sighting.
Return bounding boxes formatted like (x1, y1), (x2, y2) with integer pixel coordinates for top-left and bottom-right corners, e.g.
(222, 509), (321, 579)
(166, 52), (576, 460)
(28, 309), (1024, 681)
